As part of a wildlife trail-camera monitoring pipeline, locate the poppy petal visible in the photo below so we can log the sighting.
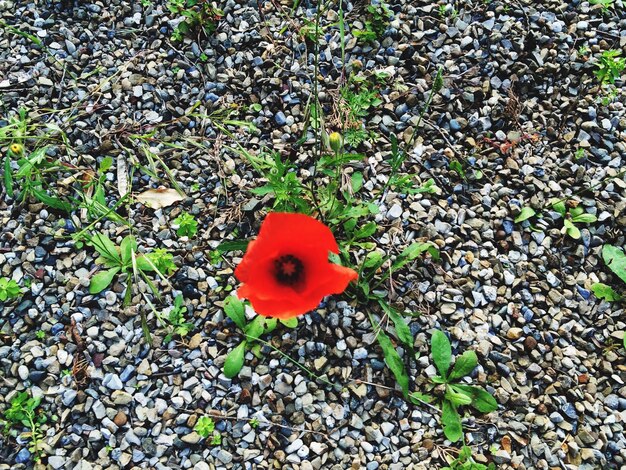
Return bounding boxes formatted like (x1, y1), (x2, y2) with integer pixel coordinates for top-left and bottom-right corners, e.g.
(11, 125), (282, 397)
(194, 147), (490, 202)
(256, 212), (339, 255)
(304, 263), (359, 300)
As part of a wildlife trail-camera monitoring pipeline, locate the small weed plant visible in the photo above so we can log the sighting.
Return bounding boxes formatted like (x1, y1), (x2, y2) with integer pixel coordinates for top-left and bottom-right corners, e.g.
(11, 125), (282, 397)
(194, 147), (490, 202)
(2, 392), (47, 463)
(430, 330), (498, 442)
(173, 211), (198, 237)
(167, 0), (223, 41)
(595, 50), (625, 85)
(0, 278), (22, 302)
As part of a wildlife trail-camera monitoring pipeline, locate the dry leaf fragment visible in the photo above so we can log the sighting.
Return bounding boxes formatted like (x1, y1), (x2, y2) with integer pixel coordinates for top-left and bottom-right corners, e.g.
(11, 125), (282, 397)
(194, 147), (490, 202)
(136, 187), (184, 209)
(117, 155), (129, 197)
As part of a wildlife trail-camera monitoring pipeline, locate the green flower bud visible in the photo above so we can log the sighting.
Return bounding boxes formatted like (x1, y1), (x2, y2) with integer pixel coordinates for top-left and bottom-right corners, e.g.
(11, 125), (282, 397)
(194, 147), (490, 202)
(329, 132), (343, 153)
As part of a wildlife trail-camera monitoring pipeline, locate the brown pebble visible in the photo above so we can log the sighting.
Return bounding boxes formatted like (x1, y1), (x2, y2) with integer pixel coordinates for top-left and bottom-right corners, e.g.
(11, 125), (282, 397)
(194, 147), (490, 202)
(422, 439), (434, 451)
(113, 411), (128, 427)
(524, 336), (538, 350)
(578, 374), (589, 384)
(537, 403), (548, 415)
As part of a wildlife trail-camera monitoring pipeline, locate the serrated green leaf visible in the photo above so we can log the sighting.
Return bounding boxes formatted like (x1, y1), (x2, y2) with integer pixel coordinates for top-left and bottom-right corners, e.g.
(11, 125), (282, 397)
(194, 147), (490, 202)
(380, 300), (413, 350)
(514, 207), (536, 223)
(363, 251), (384, 269)
(376, 330), (409, 397)
(448, 350), (478, 381)
(431, 330), (452, 379)
(453, 384), (498, 413)
(591, 283), (621, 301)
(99, 156), (113, 173)
(89, 267), (121, 294)
(223, 341), (246, 378)
(441, 399), (463, 442)
(393, 241), (439, 270)
(354, 221), (376, 240)
(224, 296), (246, 330)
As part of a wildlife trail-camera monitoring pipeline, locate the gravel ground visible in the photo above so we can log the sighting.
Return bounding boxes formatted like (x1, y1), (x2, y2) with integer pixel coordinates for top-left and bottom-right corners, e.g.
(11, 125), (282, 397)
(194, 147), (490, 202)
(1, 0), (626, 469)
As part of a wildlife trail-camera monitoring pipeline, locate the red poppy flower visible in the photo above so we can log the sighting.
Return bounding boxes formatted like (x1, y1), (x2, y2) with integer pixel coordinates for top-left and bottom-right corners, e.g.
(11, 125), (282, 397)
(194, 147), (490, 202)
(234, 212), (358, 320)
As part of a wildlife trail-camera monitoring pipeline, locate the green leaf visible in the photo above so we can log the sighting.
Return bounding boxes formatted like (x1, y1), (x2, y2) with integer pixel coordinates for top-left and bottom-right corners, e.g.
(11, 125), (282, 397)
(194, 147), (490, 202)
(351, 172), (363, 192)
(223, 341), (246, 378)
(32, 188), (72, 212)
(514, 207), (536, 223)
(89, 233), (121, 266)
(120, 235), (137, 266)
(224, 296), (246, 330)
(563, 219), (581, 239)
(572, 213), (597, 224)
(602, 245), (626, 285)
(449, 160), (465, 178)
(441, 399), (463, 442)
(244, 316), (265, 341)
(445, 387), (473, 406)
(376, 330), (409, 397)
(551, 200), (566, 217)
(3, 154), (13, 198)
(453, 384), (498, 413)
(363, 251), (384, 269)
(354, 221), (377, 240)
(408, 392), (433, 404)
(591, 283), (621, 301)
(280, 317), (298, 328)
(448, 350), (478, 381)
(250, 103), (263, 112)
(135, 255), (155, 272)
(379, 300), (413, 350)
(99, 156), (113, 173)
(217, 240), (250, 253)
(89, 267), (121, 294)
(431, 330), (452, 379)
(392, 241), (439, 270)
(264, 318), (278, 334)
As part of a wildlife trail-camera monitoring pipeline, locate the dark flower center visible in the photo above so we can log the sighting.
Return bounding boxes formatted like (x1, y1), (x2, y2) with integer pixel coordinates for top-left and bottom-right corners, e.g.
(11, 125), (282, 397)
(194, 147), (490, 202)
(274, 254), (304, 286)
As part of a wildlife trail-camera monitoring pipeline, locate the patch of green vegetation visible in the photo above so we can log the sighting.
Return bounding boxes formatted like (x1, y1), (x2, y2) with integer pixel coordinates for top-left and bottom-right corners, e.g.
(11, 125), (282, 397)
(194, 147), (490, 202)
(167, 0), (223, 41)
(595, 50), (625, 85)
(2, 391), (47, 463)
(430, 330), (498, 442)
(222, 296), (297, 378)
(353, 1), (393, 43)
(173, 211), (199, 238)
(0, 278), (22, 302)
(158, 295), (194, 343)
(443, 446), (495, 470)
(84, 233), (177, 306)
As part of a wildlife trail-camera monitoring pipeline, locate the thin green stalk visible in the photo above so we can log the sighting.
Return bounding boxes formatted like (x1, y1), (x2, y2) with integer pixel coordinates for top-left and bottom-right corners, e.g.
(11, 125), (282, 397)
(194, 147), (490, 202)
(251, 336), (342, 391)
(312, 0), (323, 160)
(406, 66), (444, 151)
